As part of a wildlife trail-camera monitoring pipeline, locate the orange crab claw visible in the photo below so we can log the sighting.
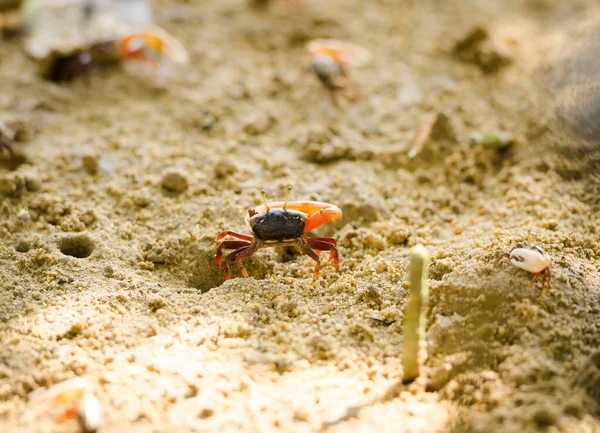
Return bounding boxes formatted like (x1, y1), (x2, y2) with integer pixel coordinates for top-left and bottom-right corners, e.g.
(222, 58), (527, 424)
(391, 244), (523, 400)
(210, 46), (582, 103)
(119, 26), (189, 65)
(303, 206), (343, 232)
(306, 39), (371, 67)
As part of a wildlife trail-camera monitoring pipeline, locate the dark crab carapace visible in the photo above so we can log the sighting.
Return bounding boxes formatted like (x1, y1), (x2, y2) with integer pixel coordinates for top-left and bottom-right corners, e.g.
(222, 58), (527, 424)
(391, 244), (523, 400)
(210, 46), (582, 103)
(216, 187), (342, 281)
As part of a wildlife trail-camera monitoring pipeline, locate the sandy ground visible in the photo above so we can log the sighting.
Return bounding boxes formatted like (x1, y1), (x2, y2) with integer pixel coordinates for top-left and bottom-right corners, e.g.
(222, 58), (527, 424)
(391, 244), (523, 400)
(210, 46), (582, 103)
(1, 0), (600, 432)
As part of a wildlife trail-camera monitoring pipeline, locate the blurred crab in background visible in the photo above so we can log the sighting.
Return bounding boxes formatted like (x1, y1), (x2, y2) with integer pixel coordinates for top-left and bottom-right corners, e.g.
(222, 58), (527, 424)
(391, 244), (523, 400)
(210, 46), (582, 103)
(20, 0), (189, 82)
(26, 377), (103, 433)
(306, 38), (371, 107)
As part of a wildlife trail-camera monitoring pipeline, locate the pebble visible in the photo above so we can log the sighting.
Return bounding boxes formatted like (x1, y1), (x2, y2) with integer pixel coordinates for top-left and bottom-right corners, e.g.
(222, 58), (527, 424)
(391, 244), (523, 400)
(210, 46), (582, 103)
(161, 170), (188, 192)
(82, 154), (100, 175)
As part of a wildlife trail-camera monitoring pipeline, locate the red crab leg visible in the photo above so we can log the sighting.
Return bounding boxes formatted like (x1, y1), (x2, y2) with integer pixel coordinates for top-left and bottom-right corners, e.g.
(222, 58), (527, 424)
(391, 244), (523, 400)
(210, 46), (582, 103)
(233, 243), (260, 278)
(222, 243), (260, 280)
(306, 239), (339, 271)
(217, 231), (254, 241)
(299, 243), (321, 281)
(216, 241), (251, 267)
(304, 236), (337, 246)
(543, 267), (552, 293)
(528, 273), (540, 291)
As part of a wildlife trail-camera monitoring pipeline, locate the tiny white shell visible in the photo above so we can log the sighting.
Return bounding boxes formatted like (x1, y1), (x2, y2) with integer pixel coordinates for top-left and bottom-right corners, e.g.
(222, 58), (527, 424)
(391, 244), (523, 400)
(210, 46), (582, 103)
(509, 248), (551, 274)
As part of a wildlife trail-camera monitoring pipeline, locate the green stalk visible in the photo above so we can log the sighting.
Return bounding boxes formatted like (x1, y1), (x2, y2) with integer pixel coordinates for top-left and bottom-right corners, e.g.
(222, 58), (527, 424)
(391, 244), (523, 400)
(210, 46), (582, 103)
(402, 244), (429, 383)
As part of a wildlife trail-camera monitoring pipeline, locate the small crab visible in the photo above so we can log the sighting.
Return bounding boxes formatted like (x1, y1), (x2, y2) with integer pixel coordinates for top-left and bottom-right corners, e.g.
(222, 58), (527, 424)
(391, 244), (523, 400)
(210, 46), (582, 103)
(216, 187), (342, 281)
(496, 235), (552, 292)
(306, 39), (371, 106)
(20, 0), (187, 82)
(26, 377), (103, 433)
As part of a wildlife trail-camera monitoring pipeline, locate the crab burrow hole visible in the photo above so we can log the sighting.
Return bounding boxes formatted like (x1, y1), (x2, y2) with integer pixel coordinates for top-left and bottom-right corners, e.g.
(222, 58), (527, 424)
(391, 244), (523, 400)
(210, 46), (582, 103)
(59, 234), (95, 258)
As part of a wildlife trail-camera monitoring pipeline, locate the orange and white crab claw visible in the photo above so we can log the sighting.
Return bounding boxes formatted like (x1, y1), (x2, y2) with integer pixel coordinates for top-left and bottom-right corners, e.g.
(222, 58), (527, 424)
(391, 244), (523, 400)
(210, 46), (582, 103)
(306, 39), (371, 67)
(25, 376), (102, 431)
(119, 26), (189, 66)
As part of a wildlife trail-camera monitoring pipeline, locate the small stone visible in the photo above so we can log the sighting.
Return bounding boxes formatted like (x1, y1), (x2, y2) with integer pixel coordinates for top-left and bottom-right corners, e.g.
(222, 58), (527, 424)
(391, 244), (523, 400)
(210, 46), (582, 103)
(147, 295), (167, 312)
(138, 261), (155, 271)
(214, 159), (236, 179)
(197, 112), (216, 132)
(24, 172), (41, 191)
(161, 170), (188, 192)
(0, 172), (25, 197)
(533, 407), (558, 427)
(82, 154), (100, 175)
(356, 285), (382, 308)
(243, 113), (275, 136)
(453, 26), (512, 73)
(16, 208), (30, 222)
(14, 239), (31, 253)
(103, 266), (115, 277)
(199, 408), (214, 419)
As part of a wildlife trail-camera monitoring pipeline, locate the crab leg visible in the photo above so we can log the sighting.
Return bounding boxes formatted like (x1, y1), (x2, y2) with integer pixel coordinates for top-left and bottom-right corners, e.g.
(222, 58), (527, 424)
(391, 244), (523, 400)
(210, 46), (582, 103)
(300, 244), (321, 281)
(216, 241), (251, 267)
(528, 273), (540, 291)
(217, 231), (254, 241)
(222, 242), (260, 280)
(304, 236), (337, 246)
(543, 267), (552, 292)
(234, 243), (261, 278)
(305, 238), (339, 271)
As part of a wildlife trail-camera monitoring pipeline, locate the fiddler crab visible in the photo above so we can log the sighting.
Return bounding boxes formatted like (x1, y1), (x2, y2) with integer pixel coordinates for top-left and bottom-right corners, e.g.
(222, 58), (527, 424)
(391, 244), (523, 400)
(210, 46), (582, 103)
(21, 0), (189, 82)
(46, 27), (189, 82)
(306, 39), (371, 106)
(26, 377), (102, 433)
(496, 235), (552, 292)
(216, 186), (342, 281)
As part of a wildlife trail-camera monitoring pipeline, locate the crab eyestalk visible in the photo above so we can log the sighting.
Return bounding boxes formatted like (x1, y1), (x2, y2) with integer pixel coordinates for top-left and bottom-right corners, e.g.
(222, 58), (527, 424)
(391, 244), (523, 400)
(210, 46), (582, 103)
(402, 244), (430, 383)
(283, 185), (292, 209)
(261, 189), (270, 210)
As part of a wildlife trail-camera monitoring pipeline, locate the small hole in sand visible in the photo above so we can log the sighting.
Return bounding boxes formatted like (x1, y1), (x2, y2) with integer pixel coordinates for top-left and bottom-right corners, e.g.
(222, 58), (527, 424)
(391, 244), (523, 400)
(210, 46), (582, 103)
(187, 250), (225, 293)
(59, 234), (94, 258)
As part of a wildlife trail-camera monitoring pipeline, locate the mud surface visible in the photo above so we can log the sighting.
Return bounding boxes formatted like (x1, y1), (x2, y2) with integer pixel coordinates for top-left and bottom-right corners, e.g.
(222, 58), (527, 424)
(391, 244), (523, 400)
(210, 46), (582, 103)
(1, 0), (600, 432)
